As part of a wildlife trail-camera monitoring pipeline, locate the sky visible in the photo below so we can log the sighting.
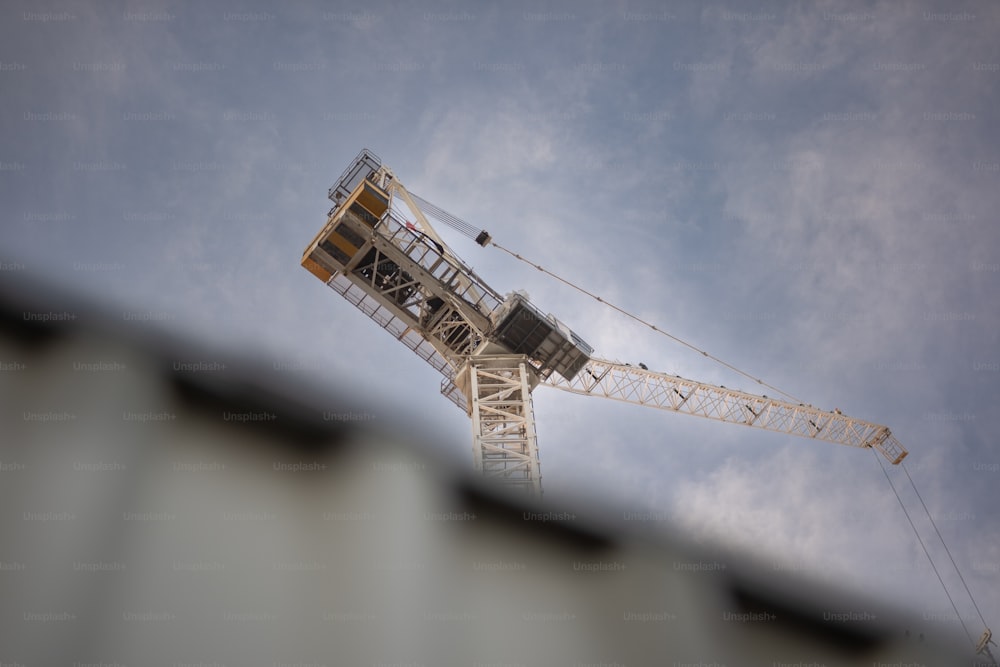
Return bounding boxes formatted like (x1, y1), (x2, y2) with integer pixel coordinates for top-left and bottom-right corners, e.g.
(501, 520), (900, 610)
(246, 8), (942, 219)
(1, 0), (998, 649)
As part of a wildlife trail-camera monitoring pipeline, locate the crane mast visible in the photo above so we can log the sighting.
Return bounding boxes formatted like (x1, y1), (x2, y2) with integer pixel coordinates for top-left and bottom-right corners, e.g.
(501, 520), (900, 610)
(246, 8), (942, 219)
(301, 149), (908, 497)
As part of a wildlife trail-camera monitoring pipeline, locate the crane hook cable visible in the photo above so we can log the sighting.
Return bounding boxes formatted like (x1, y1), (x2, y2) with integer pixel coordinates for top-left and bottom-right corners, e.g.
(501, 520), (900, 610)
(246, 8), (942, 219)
(876, 450), (995, 653)
(901, 460), (991, 634)
(873, 449), (975, 645)
(489, 240), (807, 405)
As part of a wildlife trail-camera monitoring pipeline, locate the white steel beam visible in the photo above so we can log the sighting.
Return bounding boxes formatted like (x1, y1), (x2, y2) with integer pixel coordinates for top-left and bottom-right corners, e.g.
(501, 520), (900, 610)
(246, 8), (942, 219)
(542, 357), (908, 464)
(461, 355), (542, 497)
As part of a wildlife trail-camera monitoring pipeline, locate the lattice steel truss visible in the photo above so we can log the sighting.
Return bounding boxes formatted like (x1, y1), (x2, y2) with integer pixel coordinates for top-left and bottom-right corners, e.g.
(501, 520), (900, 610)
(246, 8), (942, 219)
(459, 355), (543, 497)
(542, 357), (907, 463)
(325, 273), (467, 409)
(319, 209), (507, 410)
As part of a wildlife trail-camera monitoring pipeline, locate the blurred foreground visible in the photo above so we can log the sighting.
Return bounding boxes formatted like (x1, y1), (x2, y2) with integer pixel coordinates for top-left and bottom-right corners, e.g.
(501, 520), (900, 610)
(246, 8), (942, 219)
(0, 275), (972, 666)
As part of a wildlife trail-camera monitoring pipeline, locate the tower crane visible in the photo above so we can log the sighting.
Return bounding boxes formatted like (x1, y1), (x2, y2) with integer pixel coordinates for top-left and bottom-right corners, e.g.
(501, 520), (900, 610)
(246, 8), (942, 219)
(300, 149), (998, 661)
(300, 149), (907, 498)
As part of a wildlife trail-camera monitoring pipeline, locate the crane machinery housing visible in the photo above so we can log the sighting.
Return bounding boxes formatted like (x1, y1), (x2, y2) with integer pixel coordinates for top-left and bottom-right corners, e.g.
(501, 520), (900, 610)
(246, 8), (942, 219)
(301, 149), (907, 498)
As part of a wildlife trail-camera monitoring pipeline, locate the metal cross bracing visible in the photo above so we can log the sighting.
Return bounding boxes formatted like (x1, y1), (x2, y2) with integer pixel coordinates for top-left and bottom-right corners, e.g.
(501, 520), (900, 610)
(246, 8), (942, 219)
(324, 273), (467, 410)
(371, 212), (503, 330)
(459, 355), (543, 497)
(542, 357), (907, 464)
(320, 206), (504, 367)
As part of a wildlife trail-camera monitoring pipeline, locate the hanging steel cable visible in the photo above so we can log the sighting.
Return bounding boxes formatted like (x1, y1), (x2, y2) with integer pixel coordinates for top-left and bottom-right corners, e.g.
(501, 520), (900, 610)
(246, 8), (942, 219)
(872, 449), (975, 645)
(901, 461), (992, 634)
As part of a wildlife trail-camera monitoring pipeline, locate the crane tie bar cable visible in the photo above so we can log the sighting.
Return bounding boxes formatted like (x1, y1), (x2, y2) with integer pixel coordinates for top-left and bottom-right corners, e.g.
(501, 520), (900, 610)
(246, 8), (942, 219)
(490, 241), (806, 405)
(409, 193), (482, 240)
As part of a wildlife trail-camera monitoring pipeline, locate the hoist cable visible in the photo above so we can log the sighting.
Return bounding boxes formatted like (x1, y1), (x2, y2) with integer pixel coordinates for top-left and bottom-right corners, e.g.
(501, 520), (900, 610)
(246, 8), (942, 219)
(873, 449), (974, 646)
(902, 461), (990, 631)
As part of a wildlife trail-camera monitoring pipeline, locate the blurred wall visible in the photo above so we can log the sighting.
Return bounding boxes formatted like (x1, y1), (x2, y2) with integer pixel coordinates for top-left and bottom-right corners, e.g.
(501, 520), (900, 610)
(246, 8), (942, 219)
(0, 276), (970, 666)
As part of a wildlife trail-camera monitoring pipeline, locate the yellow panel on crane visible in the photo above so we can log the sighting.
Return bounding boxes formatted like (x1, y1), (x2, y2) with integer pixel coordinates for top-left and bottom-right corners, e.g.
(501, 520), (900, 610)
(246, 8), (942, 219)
(355, 181), (389, 220)
(328, 229), (363, 258)
(301, 255), (332, 282)
(301, 180), (389, 278)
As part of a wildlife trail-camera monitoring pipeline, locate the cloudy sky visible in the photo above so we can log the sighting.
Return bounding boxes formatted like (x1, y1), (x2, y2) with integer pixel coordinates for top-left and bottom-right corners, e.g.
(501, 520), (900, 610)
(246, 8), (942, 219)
(2, 0), (998, 646)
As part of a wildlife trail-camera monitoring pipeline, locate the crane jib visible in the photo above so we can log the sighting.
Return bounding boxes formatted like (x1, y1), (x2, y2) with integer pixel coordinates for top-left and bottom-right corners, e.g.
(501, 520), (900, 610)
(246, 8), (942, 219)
(542, 359), (909, 465)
